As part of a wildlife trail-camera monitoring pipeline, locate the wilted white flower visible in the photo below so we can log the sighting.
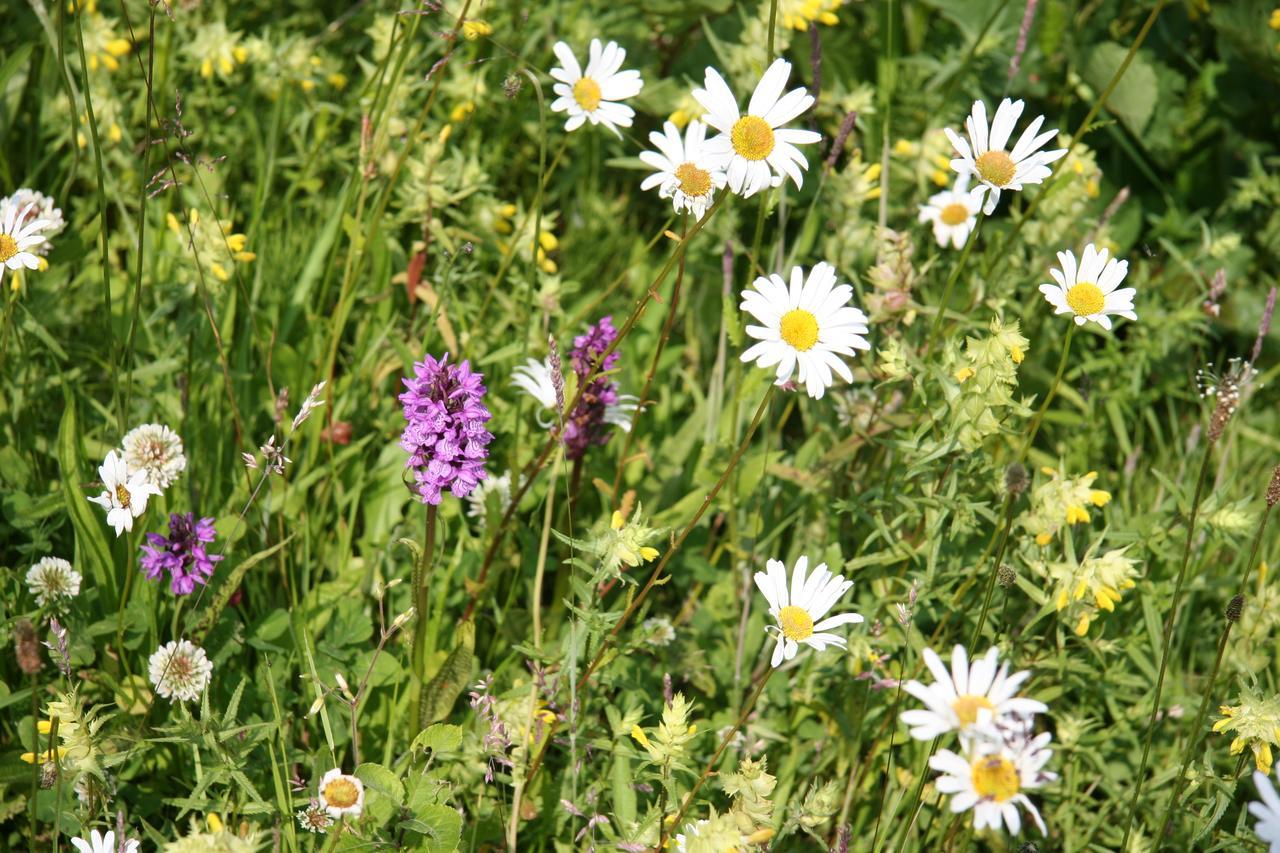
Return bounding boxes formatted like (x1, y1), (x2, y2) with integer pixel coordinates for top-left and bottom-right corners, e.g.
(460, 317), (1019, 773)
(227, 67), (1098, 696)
(297, 799), (334, 833)
(122, 423), (187, 490)
(26, 557), (82, 606)
(148, 639), (213, 702)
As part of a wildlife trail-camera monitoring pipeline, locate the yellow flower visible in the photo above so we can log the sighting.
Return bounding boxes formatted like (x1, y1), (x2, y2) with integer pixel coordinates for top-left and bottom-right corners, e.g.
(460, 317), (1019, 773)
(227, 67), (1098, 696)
(780, 0), (841, 31)
(190, 21), (249, 81)
(1021, 468), (1111, 543)
(1039, 546), (1139, 635)
(450, 102), (475, 123)
(1270, 8), (1280, 29)
(206, 813), (224, 833)
(630, 725), (651, 749)
(1215, 691), (1280, 774)
(21, 747), (69, 764)
(953, 366), (975, 382)
(931, 169), (950, 187)
(892, 138), (918, 157)
(462, 20), (493, 40)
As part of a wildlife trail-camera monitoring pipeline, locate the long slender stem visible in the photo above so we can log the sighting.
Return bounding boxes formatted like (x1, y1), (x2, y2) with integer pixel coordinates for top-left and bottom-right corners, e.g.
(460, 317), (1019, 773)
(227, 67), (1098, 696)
(1021, 323), (1075, 461)
(411, 504), (439, 731)
(924, 213), (984, 352)
(969, 494), (1017, 648)
(1120, 442), (1215, 847)
(1157, 501), (1273, 840)
(665, 668), (775, 841)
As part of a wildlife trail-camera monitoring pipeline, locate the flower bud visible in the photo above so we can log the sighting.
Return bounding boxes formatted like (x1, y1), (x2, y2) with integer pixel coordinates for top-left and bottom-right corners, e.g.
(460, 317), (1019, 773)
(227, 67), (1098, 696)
(1226, 594), (1245, 624)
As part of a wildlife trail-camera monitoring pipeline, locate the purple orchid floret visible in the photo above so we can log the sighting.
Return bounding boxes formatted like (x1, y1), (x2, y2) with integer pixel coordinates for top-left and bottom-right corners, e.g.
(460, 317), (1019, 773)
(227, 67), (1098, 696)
(399, 353), (493, 505)
(139, 512), (223, 595)
(563, 316), (621, 461)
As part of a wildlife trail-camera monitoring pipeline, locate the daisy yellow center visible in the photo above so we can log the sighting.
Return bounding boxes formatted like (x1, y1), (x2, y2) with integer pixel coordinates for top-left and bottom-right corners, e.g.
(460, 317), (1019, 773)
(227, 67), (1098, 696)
(778, 605), (815, 641)
(731, 115), (775, 161)
(779, 309), (819, 352)
(971, 756), (1020, 802)
(1066, 281), (1105, 317)
(115, 484), (132, 509)
(322, 777), (360, 809)
(951, 694), (995, 727)
(975, 150), (1016, 187)
(939, 203), (970, 226)
(573, 77), (602, 112)
(674, 162), (712, 198)
(0, 234), (18, 263)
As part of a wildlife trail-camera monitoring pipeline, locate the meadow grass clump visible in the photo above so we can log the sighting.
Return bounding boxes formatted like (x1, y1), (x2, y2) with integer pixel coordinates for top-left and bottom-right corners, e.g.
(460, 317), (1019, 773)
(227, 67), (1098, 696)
(2, 0), (1280, 850)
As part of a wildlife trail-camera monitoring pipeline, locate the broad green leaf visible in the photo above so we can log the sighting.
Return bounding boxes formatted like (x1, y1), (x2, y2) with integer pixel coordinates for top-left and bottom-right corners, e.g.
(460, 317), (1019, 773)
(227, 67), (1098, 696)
(420, 621), (475, 725)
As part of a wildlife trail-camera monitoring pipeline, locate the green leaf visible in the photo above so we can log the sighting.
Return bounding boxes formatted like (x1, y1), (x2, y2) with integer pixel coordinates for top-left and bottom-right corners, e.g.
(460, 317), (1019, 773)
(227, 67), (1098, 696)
(192, 536), (293, 642)
(57, 393), (117, 608)
(410, 724), (463, 755)
(1083, 43), (1159, 135)
(420, 621), (475, 726)
(401, 803), (462, 852)
(355, 762), (405, 807)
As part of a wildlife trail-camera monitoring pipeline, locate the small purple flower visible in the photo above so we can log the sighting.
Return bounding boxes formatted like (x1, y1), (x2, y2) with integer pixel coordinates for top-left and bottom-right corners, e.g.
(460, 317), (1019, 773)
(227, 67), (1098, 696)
(563, 316), (622, 461)
(139, 513), (223, 595)
(399, 353), (493, 505)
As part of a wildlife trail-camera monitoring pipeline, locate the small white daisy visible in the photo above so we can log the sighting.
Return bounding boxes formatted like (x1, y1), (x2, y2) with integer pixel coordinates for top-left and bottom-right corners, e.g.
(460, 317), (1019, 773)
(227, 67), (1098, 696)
(549, 38), (644, 137)
(122, 422), (187, 490)
(148, 639), (213, 703)
(753, 555), (863, 668)
(1, 188), (64, 255)
(945, 98), (1066, 215)
(900, 645), (1047, 741)
(930, 729), (1056, 836)
(318, 768), (365, 819)
(1250, 769), (1280, 852)
(693, 59), (822, 198)
(25, 557), (82, 606)
(1038, 243), (1136, 330)
(70, 830), (140, 853)
(639, 120), (728, 219)
(88, 450), (162, 537)
(0, 198), (52, 287)
(917, 176), (983, 249)
(739, 261), (871, 399)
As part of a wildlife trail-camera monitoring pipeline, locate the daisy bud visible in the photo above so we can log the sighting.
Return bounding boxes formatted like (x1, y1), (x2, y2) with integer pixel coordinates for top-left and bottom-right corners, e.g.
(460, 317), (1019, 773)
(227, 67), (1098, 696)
(1267, 465), (1280, 508)
(1226, 594), (1245, 624)
(308, 695), (326, 717)
(334, 672), (351, 697)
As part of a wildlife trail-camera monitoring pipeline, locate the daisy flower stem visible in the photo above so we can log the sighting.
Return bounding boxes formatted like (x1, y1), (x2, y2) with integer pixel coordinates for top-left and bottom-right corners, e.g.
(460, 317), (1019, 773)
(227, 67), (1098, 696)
(924, 211), (984, 352)
(1159, 501), (1273, 839)
(968, 492), (1017, 648)
(1018, 322), (1075, 462)
(766, 0), (780, 59)
(667, 668), (775, 838)
(611, 214), (689, 506)
(1121, 442), (1214, 849)
(522, 386), (776, 789)
(410, 504), (439, 731)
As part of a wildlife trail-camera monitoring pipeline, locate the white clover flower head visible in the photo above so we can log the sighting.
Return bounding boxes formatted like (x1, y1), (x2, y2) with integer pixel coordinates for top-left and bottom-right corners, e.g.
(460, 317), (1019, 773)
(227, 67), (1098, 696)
(639, 120), (728, 219)
(945, 98), (1066, 214)
(900, 645), (1047, 741)
(693, 59), (822, 198)
(929, 724), (1056, 836)
(0, 199), (52, 287)
(297, 798), (334, 834)
(549, 39), (644, 137)
(122, 423), (187, 490)
(88, 450), (162, 537)
(739, 262), (871, 399)
(1251, 770), (1280, 851)
(753, 556), (863, 667)
(26, 557), (82, 606)
(1038, 243), (1136, 330)
(148, 639), (213, 703)
(917, 175), (983, 249)
(70, 829), (139, 853)
(641, 616), (676, 647)
(317, 768), (365, 819)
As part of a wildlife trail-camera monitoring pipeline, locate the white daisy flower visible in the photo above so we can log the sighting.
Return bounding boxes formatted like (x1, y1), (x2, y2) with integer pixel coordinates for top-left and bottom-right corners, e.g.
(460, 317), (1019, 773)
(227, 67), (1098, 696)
(639, 120), (728, 219)
(122, 422), (188, 490)
(70, 830), (140, 853)
(1, 188), (64, 255)
(930, 729), (1056, 836)
(25, 557), (82, 606)
(466, 470), (514, 525)
(900, 645), (1047, 741)
(88, 450), (162, 537)
(0, 199), (52, 287)
(511, 357), (558, 412)
(917, 176), (983, 249)
(945, 98), (1066, 214)
(753, 555), (863, 668)
(549, 39), (644, 137)
(1038, 243), (1136, 330)
(602, 394), (639, 431)
(693, 59), (822, 198)
(739, 261), (871, 399)
(318, 768), (365, 819)
(1251, 769), (1280, 852)
(148, 638), (213, 702)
